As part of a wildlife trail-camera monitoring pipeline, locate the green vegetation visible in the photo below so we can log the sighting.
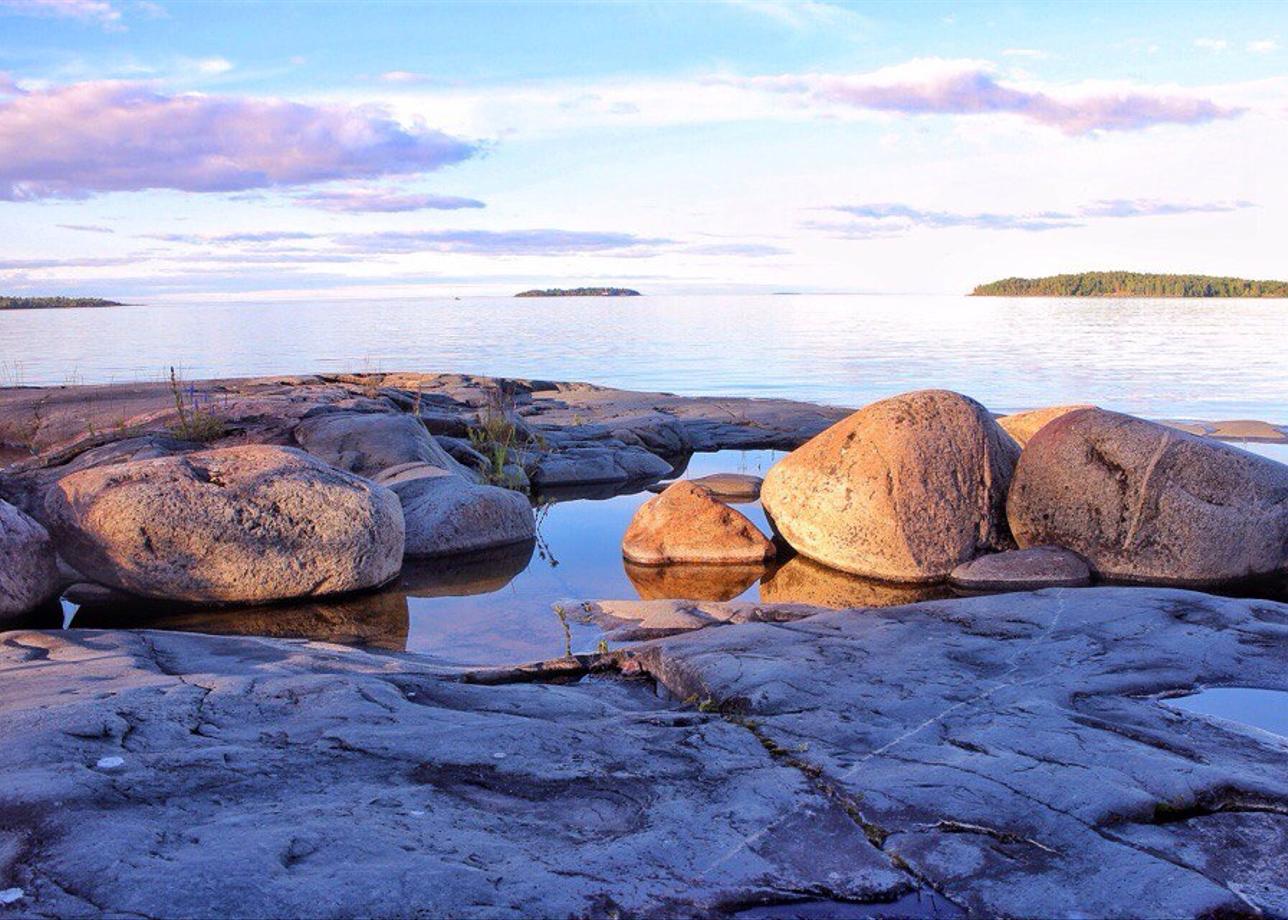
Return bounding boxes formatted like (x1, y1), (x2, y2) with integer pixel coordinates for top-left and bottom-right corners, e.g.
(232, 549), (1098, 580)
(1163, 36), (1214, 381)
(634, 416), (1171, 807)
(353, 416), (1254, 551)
(514, 287), (640, 297)
(972, 272), (1288, 298)
(0, 296), (122, 310)
(466, 386), (529, 490)
(168, 367), (227, 443)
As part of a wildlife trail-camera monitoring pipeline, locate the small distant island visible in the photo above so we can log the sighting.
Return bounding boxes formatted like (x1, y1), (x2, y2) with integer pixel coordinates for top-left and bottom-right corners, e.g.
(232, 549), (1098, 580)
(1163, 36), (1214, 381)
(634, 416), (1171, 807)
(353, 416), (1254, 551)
(972, 272), (1288, 298)
(514, 287), (641, 298)
(0, 296), (123, 310)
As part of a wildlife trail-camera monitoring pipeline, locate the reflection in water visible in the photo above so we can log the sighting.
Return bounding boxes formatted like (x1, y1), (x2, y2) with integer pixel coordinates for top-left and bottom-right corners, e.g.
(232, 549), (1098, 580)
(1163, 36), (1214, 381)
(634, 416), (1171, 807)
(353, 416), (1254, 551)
(760, 554), (952, 609)
(624, 559), (765, 602)
(1164, 687), (1288, 739)
(397, 540), (535, 597)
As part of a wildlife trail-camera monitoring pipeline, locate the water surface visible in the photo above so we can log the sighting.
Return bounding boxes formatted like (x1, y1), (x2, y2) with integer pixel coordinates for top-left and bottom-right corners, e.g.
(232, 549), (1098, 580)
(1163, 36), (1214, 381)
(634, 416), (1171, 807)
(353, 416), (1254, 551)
(3, 294), (1285, 421)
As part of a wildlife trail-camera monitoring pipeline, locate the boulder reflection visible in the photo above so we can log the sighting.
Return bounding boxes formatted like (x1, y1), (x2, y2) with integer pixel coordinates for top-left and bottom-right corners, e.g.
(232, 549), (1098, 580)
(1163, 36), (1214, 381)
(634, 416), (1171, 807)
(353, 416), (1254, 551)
(70, 539), (536, 652)
(624, 559), (764, 602)
(759, 554), (952, 608)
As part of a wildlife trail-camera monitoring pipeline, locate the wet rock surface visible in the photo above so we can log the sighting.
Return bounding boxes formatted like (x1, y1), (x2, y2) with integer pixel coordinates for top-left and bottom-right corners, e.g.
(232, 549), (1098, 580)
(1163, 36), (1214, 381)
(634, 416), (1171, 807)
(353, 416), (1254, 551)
(762, 390), (1019, 582)
(648, 472), (764, 502)
(1008, 408), (1288, 585)
(44, 445), (405, 605)
(2, 587), (1285, 917)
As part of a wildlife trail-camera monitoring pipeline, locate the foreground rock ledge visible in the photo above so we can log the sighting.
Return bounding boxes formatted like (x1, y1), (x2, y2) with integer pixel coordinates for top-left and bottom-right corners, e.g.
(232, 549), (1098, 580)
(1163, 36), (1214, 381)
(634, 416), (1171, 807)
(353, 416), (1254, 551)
(2, 586), (1286, 918)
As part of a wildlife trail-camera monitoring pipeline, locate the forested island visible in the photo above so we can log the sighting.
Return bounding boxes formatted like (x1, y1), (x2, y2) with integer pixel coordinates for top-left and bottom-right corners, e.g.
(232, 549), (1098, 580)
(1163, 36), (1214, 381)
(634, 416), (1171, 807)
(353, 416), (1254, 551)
(515, 287), (640, 297)
(0, 296), (123, 310)
(972, 272), (1288, 298)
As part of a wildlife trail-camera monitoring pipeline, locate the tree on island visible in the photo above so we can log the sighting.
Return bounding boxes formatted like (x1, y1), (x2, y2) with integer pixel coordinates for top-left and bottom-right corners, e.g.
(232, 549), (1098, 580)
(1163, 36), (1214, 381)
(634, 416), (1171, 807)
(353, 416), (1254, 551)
(0, 296), (123, 310)
(514, 287), (641, 297)
(972, 272), (1288, 298)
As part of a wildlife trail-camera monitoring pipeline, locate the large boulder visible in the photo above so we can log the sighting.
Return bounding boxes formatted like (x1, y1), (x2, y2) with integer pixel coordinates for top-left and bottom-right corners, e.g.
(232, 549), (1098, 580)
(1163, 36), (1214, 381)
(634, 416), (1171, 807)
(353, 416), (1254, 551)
(1008, 408), (1288, 585)
(949, 546), (1091, 592)
(622, 481), (776, 566)
(293, 411), (464, 479)
(392, 476), (535, 557)
(0, 499), (61, 620)
(761, 390), (1019, 582)
(45, 445), (404, 604)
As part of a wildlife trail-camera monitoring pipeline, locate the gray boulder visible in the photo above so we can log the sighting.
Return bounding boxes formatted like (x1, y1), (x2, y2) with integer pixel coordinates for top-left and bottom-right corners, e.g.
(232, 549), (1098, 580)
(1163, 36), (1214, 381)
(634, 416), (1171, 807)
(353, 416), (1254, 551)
(44, 445), (404, 604)
(1008, 408), (1288, 585)
(393, 475), (535, 557)
(529, 446), (672, 488)
(761, 390), (1019, 582)
(0, 499), (60, 620)
(293, 411), (463, 479)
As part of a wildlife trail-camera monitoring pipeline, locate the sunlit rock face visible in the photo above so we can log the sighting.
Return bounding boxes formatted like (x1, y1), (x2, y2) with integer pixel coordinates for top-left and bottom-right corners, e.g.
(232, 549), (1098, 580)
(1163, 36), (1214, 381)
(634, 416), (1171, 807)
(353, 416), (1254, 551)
(622, 481), (775, 566)
(646, 472), (763, 503)
(0, 498), (60, 621)
(762, 390), (1019, 582)
(44, 445), (404, 605)
(1008, 408), (1288, 585)
(997, 404), (1094, 447)
(293, 410), (467, 480)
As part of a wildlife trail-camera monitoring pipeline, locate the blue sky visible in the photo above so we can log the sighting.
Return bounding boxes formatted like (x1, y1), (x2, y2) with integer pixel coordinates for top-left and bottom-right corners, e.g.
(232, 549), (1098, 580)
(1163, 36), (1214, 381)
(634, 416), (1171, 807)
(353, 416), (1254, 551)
(1, 0), (1286, 298)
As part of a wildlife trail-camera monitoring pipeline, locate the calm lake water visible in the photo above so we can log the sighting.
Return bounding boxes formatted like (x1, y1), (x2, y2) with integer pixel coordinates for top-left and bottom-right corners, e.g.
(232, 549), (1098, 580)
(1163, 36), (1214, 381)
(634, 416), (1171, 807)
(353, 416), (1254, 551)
(2, 293), (1286, 420)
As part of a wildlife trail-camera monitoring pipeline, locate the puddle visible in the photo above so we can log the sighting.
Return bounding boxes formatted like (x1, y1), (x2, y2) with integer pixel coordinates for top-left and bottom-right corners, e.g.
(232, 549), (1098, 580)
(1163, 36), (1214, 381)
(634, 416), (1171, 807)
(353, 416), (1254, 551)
(1164, 688), (1288, 739)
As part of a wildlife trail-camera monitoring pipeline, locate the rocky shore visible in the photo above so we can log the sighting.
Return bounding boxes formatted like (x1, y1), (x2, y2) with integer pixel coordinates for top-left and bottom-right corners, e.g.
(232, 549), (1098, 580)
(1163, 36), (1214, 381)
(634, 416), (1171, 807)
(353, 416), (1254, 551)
(1, 372), (1287, 917)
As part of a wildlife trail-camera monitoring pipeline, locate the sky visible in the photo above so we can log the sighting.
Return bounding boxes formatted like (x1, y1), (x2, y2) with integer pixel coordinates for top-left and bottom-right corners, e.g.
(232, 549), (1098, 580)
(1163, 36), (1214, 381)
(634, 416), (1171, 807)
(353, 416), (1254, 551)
(0, 0), (1286, 299)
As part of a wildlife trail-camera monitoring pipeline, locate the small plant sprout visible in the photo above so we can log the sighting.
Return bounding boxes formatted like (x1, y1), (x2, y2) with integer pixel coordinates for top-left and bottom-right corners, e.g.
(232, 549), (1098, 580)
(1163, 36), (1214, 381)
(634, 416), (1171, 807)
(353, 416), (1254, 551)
(168, 367), (227, 442)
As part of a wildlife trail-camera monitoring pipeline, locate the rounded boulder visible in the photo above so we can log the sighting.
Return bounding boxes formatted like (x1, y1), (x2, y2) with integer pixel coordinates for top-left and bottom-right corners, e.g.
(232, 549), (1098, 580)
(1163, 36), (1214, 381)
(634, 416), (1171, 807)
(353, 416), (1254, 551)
(760, 389), (1019, 582)
(45, 445), (405, 604)
(622, 481), (775, 566)
(1, 499), (62, 620)
(1007, 408), (1288, 585)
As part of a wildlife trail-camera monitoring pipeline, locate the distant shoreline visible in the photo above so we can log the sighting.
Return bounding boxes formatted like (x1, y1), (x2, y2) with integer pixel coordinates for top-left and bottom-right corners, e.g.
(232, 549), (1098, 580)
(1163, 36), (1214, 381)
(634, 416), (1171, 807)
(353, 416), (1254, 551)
(0, 297), (123, 311)
(972, 272), (1288, 298)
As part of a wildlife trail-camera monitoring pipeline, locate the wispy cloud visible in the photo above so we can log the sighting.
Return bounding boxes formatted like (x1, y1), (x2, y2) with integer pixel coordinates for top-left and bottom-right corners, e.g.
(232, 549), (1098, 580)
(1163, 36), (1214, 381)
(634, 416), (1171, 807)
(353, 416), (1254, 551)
(0, 0), (123, 29)
(0, 81), (477, 201)
(57, 222), (115, 233)
(140, 230), (320, 245)
(292, 187), (485, 213)
(717, 0), (868, 31)
(684, 242), (789, 257)
(1247, 39), (1280, 55)
(735, 59), (1240, 134)
(818, 198), (1255, 236)
(334, 228), (670, 256)
(1001, 48), (1048, 60)
(1194, 37), (1230, 52)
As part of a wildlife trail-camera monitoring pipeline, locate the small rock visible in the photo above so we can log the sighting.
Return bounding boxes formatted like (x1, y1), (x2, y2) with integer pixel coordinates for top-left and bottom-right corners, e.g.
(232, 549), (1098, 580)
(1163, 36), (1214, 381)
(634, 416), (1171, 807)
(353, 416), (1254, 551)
(623, 481), (775, 566)
(998, 405), (1094, 448)
(393, 476), (535, 558)
(372, 462), (454, 487)
(529, 446), (672, 487)
(96, 756), (125, 770)
(0, 888), (23, 905)
(950, 546), (1092, 592)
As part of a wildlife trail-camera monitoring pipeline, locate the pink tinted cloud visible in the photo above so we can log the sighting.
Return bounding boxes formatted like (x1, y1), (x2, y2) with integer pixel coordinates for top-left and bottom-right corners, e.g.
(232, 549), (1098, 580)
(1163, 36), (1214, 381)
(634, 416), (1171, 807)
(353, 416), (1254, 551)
(293, 187), (485, 212)
(743, 65), (1239, 134)
(0, 81), (477, 201)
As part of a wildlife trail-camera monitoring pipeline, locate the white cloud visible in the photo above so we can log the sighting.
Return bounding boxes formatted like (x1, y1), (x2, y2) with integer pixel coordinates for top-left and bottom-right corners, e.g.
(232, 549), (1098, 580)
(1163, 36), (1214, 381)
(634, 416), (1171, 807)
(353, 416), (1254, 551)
(717, 0), (867, 32)
(1247, 39), (1279, 55)
(1194, 38), (1230, 52)
(194, 57), (233, 75)
(1002, 49), (1048, 59)
(0, 0), (122, 29)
